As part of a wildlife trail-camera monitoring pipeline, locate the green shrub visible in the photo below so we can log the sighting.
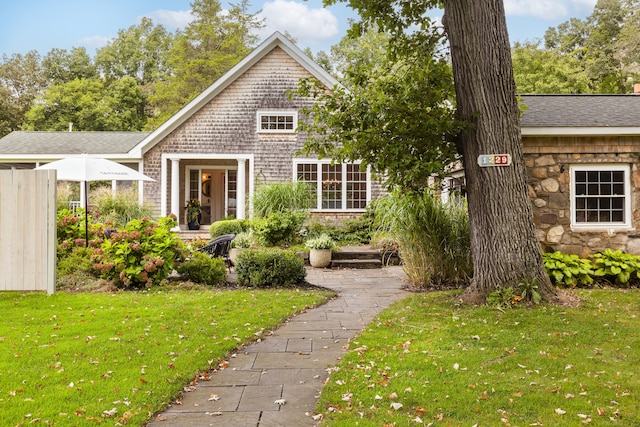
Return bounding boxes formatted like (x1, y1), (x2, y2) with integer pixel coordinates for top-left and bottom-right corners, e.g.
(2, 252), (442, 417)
(235, 248), (306, 287)
(176, 252), (227, 285)
(57, 209), (84, 242)
(92, 216), (185, 289)
(253, 181), (315, 218)
(232, 231), (254, 249)
(590, 248), (640, 287)
(543, 251), (594, 288)
(375, 191), (472, 289)
(252, 211), (307, 246)
(209, 219), (248, 238)
(305, 213), (374, 245)
(56, 246), (94, 275)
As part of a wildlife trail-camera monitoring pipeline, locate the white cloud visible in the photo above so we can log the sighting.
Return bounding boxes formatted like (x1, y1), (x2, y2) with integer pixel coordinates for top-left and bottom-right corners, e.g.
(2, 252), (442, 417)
(258, 0), (339, 42)
(141, 9), (194, 31)
(504, 0), (597, 20)
(78, 35), (112, 51)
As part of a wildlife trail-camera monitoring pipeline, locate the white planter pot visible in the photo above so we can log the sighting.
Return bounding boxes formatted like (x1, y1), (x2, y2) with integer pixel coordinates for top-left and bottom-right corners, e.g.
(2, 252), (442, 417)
(309, 248), (332, 268)
(229, 248), (244, 266)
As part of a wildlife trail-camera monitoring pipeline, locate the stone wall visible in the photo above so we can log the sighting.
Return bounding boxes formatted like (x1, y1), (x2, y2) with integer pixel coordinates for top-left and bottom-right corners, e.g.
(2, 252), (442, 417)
(524, 136), (640, 256)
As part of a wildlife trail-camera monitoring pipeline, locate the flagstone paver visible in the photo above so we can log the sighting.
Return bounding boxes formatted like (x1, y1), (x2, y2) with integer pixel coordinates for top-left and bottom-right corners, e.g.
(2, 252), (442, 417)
(146, 266), (408, 427)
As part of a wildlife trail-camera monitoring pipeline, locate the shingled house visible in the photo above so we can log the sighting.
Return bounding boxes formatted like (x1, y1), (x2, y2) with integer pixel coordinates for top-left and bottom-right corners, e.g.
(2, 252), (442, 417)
(0, 32), (381, 226)
(2, 34), (640, 255)
(522, 94), (640, 256)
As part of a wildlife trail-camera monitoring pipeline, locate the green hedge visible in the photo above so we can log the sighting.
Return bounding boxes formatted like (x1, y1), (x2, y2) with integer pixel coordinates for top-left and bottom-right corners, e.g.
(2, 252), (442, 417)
(235, 248), (306, 287)
(209, 219), (249, 238)
(176, 252), (227, 285)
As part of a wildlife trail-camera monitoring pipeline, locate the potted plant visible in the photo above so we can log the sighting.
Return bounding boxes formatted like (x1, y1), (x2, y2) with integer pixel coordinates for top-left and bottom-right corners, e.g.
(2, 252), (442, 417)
(229, 231), (253, 266)
(305, 233), (335, 268)
(185, 199), (202, 230)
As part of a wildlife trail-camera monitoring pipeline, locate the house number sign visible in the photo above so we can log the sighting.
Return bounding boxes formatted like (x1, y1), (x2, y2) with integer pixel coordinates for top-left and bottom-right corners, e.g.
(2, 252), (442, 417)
(477, 154), (512, 167)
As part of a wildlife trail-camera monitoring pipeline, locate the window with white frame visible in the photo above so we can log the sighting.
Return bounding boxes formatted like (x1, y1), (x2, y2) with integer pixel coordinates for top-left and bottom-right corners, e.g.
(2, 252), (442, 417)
(295, 161), (369, 211)
(571, 164), (631, 229)
(257, 111), (297, 133)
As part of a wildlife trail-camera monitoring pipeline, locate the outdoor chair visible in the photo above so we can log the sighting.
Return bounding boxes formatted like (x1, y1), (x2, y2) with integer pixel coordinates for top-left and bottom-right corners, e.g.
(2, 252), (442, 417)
(198, 233), (236, 270)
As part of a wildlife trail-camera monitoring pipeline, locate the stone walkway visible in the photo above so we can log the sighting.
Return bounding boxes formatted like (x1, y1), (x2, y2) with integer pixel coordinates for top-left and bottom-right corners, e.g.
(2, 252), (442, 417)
(147, 266), (409, 426)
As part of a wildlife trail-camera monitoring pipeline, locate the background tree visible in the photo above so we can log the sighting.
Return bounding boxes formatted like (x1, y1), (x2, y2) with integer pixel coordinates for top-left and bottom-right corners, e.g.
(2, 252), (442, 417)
(95, 17), (173, 86)
(24, 76), (145, 131)
(147, 0), (263, 128)
(511, 41), (590, 93)
(42, 47), (97, 85)
(544, 0), (640, 93)
(0, 51), (46, 136)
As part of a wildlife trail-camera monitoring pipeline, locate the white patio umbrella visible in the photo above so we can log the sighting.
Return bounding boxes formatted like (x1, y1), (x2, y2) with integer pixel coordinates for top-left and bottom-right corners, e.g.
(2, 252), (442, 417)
(37, 155), (155, 245)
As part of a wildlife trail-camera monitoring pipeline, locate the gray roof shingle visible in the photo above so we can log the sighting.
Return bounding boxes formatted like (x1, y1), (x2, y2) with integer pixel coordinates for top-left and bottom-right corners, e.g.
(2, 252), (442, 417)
(520, 94), (640, 127)
(0, 131), (150, 155)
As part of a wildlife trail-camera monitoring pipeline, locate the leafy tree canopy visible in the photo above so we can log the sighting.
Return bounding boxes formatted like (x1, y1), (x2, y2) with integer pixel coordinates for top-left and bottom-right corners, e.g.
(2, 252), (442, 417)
(544, 0), (640, 93)
(296, 11), (464, 191)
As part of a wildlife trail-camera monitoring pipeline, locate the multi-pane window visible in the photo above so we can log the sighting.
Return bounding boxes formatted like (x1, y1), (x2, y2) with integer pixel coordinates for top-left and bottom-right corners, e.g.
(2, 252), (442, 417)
(257, 111), (297, 133)
(571, 165), (630, 228)
(322, 164), (342, 209)
(295, 161), (369, 211)
(346, 164), (367, 209)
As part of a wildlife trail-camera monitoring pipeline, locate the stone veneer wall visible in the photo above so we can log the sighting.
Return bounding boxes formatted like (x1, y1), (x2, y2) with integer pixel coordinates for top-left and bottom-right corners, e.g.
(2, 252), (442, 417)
(525, 136), (640, 256)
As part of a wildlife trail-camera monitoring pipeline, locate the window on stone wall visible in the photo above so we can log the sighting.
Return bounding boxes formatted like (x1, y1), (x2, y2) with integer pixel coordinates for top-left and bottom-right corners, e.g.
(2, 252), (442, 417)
(257, 110), (297, 133)
(295, 161), (369, 211)
(571, 164), (631, 229)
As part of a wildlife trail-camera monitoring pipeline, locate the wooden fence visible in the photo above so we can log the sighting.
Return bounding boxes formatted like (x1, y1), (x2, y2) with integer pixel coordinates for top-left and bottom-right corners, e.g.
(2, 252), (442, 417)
(0, 169), (56, 294)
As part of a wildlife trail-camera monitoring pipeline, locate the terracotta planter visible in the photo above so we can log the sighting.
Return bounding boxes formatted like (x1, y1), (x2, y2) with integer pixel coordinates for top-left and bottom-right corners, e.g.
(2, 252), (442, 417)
(309, 248), (332, 268)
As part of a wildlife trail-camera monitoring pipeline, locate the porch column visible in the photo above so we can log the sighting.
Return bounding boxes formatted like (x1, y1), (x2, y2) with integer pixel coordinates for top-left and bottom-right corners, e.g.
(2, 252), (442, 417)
(170, 158), (180, 220)
(237, 158), (246, 219)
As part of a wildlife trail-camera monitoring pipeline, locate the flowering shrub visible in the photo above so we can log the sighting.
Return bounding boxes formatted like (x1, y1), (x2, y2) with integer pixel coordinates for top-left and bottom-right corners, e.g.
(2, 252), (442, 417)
(92, 216), (185, 289)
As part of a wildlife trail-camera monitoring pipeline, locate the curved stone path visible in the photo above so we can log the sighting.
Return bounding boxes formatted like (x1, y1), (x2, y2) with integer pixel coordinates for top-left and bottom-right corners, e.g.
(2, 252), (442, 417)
(147, 266), (409, 426)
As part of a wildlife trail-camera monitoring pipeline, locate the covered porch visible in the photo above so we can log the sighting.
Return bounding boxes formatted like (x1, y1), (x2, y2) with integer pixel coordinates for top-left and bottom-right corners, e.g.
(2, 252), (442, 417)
(159, 153), (253, 227)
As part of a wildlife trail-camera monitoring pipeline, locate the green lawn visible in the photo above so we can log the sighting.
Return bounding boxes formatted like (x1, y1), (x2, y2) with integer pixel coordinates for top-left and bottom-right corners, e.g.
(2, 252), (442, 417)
(0, 287), (333, 426)
(317, 289), (639, 426)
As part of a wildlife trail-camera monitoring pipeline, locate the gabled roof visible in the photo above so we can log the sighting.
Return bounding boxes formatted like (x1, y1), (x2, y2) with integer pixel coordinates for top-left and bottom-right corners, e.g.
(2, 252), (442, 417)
(130, 31), (341, 157)
(0, 131), (149, 160)
(521, 94), (640, 136)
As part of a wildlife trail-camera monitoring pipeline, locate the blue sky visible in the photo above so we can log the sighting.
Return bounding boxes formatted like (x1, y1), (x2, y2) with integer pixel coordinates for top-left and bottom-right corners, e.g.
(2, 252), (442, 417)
(0, 0), (598, 57)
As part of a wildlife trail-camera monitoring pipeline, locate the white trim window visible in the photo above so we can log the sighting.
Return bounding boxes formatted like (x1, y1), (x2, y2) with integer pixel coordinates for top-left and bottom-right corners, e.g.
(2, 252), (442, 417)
(570, 164), (632, 230)
(294, 160), (370, 211)
(257, 110), (297, 133)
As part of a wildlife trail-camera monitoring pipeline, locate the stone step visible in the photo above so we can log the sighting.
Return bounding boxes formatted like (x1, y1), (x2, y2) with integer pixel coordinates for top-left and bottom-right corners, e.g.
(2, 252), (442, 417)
(331, 258), (382, 269)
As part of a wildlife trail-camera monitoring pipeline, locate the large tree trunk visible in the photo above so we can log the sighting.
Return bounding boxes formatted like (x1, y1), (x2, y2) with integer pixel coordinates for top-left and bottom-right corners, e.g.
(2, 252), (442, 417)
(443, 0), (557, 303)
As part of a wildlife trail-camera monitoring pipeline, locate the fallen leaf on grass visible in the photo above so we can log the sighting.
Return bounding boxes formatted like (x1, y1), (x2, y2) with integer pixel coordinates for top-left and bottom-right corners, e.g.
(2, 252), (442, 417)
(390, 402), (403, 410)
(555, 408), (566, 415)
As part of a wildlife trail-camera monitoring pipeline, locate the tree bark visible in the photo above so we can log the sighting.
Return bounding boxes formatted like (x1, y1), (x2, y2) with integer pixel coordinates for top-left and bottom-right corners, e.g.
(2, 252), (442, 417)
(443, 0), (557, 302)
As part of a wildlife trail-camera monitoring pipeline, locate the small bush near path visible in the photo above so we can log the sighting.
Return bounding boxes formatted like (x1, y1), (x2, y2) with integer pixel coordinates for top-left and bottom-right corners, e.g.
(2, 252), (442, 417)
(316, 289), (640, 426)
(0, 287), (333, 426)
(236, 248), (306, 287)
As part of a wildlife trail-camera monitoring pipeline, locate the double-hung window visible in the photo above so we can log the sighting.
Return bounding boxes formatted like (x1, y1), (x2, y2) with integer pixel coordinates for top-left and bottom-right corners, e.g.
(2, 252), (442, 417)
(295, 160), (369, 211)
(571, 164), (631, 229)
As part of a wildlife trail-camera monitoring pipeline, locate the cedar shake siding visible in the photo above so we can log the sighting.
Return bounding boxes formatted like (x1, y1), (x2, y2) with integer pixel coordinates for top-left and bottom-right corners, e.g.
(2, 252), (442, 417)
(143, 47), (325, 218)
